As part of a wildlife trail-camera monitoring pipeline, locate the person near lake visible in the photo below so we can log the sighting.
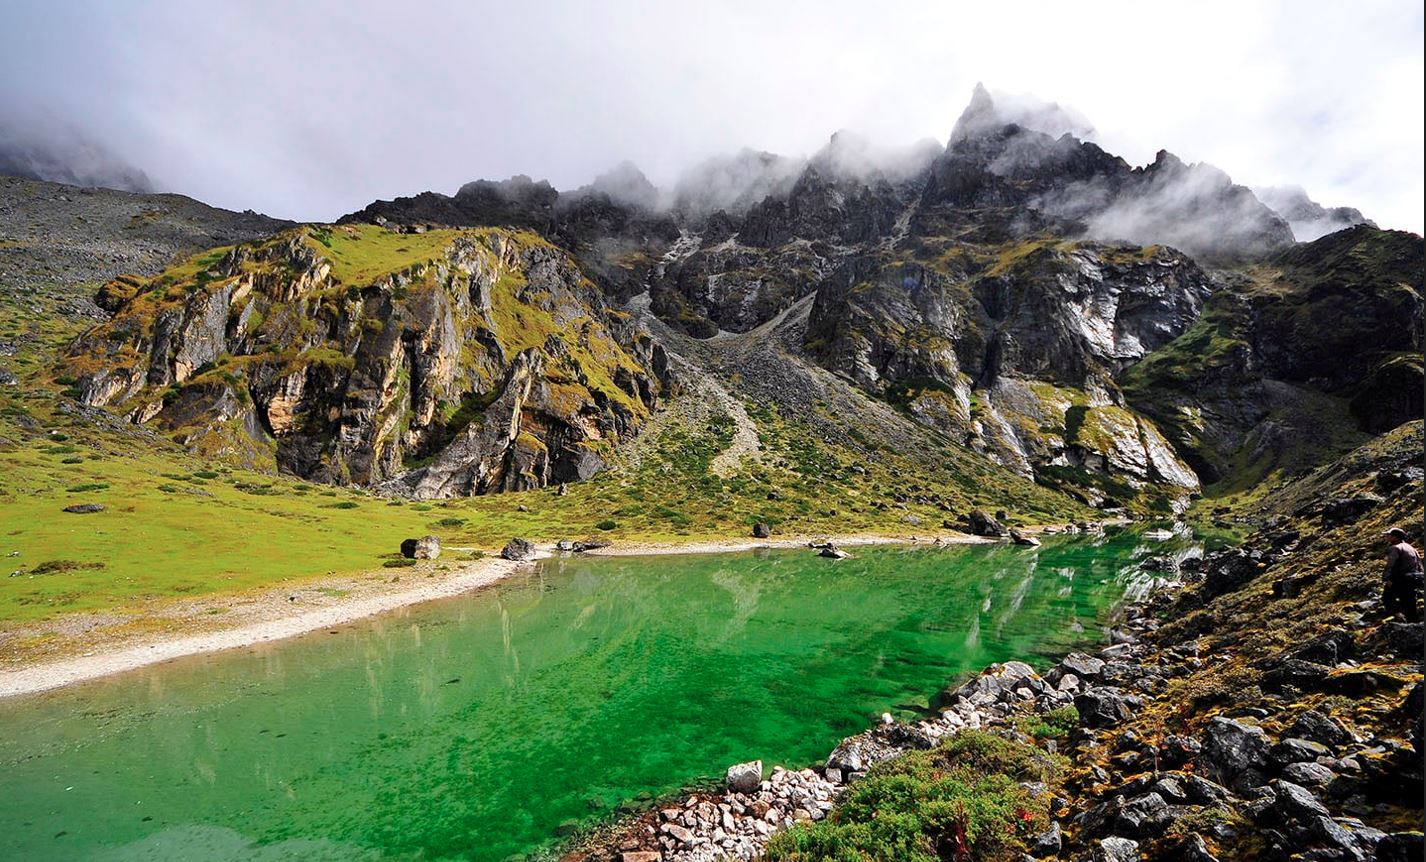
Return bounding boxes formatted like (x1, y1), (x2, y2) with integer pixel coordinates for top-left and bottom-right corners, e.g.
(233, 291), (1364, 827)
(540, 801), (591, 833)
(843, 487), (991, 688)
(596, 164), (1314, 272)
(1381, 527), (1423, 622)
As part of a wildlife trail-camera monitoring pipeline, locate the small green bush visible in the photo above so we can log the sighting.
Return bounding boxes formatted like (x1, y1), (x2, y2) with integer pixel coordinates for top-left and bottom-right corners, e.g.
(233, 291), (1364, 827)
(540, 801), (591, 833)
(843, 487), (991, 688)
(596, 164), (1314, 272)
(325, 501), (359, 510)
(382, 558), (417, 568)
(596, 519), (617, 531)
(766, 731), (1062, 862)
(65, 483), (109, 493)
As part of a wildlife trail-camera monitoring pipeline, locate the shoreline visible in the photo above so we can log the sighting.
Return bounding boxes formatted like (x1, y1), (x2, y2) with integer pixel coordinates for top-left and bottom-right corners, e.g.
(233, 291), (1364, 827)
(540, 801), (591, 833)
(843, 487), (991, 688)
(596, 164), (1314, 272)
(0, 530), (985, 700)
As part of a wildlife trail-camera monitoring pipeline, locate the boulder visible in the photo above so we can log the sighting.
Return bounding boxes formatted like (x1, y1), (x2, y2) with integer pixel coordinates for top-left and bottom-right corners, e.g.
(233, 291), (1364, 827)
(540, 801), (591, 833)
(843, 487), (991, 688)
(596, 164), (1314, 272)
(1318, 494), (1383, 525)
(501, 537), (535, 561)
(1381, 622), (1423, 659)
(1199, 717), (1271, 788)
(1270, 779), (1330, 823)
(1289, 631), (1354, 665)
(1114, 792), (1171, 836)
(1075, 687), (1135, 728)
(1028, 820), (1062, 857)
(818, 546), (850, 559)
(1010, 528), (1041, 546)
(399, 535), (441, 560)
(1095, 837), (1140, 862)
(966, 509), (1005, 537)
(725, 760), (762, 793)
(1282, 761), (1336, 786)
(1060, 653), (1107, 681)
(1262, 658), (1332, 691)
(752, 522), (771, 539)
(62, 503), (105, 514)
(1377, 833), (1426, 862)
(1269, 737), (1332, 767)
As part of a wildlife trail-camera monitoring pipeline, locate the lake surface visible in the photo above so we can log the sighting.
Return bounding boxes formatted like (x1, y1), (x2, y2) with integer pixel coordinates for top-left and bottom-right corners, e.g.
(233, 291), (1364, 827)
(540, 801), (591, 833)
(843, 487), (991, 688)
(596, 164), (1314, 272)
(0, 532), (1188, 861)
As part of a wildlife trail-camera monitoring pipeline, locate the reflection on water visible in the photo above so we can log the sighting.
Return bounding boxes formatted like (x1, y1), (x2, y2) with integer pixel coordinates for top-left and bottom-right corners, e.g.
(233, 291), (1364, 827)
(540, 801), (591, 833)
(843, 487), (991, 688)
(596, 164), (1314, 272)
(0, 531), (1194, 861)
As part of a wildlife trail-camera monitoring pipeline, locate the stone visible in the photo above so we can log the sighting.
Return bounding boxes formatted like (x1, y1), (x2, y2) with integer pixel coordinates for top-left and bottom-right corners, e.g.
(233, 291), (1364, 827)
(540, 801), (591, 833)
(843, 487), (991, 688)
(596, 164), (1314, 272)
(1075, 688), (1135, 728)
(1060, 653), (1106, 680)
(1262, 658), (1332, 690)
(1269, 737), (1332, 766)
(659, 822), (694, 845)
(1288, 710), (1352, 748)
(1180, 833), (1221, 862)
(818, 546), (850, 559)
(966, 509), (1005, 537)
(726, 760), (762, 793)
(1283, 761), (1336, 786)
(752, 522), (771, 539)
(1027, 820), (1061, 857)
(1271, 779), (1330, 823)
(1377, 833), (1426, 862)
(1140, 555), (1179, 572)
(62, 503), (104, 514)
(621, 852), (660, 862)
(399, 535), (441, 560)
(1290, 631), (1355, 665)
(1381, 622), (1423, 659)
(1010, 528), (1040, 546)
(500, 537), (535, 561)
(1199, 717), (1271, 788)
(1095, 836), (1140, 862)
(1113, 791), (1171, 836)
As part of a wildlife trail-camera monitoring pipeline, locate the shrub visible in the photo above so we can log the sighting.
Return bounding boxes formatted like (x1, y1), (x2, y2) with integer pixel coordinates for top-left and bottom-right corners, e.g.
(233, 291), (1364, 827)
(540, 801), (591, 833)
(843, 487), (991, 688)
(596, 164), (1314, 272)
(766, 731), (1062, 862)
(382, 558), (417, 568)
(596, 519), (618, 531)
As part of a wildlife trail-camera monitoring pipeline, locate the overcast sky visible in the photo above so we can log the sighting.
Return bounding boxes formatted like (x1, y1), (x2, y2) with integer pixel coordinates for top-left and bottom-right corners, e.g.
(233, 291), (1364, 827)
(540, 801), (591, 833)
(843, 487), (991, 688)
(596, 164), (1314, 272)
(1, 0), (1421, 231)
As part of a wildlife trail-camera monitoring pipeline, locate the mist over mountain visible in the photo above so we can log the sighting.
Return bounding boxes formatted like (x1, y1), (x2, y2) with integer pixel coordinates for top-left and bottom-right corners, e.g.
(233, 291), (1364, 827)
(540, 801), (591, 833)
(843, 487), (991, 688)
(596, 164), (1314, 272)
(0, 104), (154, 193)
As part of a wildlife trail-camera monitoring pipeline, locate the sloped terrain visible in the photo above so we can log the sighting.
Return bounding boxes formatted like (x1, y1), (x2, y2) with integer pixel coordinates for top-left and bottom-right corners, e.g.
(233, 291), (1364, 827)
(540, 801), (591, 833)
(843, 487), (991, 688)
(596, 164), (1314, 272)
(581, 424), (1423, 862)
(61, 224), (667, 495)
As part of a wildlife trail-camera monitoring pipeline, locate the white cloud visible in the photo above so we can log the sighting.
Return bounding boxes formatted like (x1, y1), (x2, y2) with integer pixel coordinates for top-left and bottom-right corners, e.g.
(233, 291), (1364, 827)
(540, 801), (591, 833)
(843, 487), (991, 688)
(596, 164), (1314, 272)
(0, 0), (1420, 232)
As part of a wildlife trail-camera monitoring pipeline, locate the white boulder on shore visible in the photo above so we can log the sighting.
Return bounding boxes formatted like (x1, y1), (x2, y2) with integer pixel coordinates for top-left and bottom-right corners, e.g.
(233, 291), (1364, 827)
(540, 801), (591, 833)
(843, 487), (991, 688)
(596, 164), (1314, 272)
(725, 760), (762, 794)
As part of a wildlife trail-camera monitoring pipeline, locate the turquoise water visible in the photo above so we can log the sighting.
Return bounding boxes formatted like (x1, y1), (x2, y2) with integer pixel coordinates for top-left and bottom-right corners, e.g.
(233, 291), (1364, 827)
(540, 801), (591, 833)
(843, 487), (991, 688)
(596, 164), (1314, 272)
(0, 533), (1178, 861)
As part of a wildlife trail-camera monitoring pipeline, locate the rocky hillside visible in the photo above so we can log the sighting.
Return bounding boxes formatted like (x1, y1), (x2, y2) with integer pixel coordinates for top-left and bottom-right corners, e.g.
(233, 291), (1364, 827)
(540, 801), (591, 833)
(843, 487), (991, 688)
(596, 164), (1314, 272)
(0, 174), (290, 302)
(580, 423), (1423, 862)
(333, 86), (1410, 512)
(47, 86), (1421, 513)
(61, 224), (666, 496)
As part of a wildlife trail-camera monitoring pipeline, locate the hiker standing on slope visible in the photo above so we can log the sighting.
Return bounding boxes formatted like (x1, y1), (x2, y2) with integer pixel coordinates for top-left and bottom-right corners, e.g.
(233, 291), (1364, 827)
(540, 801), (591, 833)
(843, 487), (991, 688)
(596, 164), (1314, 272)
(1381, 527), (1423, 622)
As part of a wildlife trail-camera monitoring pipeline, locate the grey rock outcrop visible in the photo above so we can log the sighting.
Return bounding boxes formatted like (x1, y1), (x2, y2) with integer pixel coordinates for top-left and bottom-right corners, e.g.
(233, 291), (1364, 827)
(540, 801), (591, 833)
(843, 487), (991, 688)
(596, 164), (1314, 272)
(63, 227), (666, 497)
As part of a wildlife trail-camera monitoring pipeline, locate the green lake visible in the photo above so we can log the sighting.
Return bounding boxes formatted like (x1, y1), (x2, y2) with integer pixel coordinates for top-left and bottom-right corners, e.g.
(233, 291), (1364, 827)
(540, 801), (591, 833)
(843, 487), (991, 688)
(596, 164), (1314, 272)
(0, 532), (1190, 861)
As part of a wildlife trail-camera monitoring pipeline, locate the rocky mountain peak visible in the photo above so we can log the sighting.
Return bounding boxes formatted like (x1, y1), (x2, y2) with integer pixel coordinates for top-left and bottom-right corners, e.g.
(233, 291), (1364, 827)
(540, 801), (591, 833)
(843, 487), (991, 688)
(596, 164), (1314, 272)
(949, 82), (998, 142)
(1255, 184), (1375, 242)
(565, 161), (660, 212)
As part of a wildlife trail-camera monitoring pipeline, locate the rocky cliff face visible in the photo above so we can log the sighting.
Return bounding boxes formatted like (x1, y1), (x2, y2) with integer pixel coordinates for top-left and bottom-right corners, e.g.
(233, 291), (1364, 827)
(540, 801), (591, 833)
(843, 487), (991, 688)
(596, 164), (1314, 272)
(62, 224), (665, 497)
(804, 240), (1210, 506)
(58, 85), (1416, 506)
(1123, 225), (1424, 485)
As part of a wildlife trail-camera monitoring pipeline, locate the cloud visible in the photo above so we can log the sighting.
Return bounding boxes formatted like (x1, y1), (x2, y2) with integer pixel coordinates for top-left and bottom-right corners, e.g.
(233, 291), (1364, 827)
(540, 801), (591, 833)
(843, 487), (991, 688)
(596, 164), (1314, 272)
(0, 0), (1419, 232)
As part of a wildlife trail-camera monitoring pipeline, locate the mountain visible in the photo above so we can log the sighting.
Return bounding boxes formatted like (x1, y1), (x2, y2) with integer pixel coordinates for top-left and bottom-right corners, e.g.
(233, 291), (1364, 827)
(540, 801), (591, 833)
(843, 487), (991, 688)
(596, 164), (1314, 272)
(46, 87), (1425, 515)
(1256, 184), (1376, 242)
